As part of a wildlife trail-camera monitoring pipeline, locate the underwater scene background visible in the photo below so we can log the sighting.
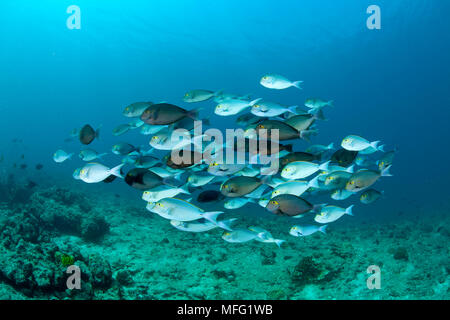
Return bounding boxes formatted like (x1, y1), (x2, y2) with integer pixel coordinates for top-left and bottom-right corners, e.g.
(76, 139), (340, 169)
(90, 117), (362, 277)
(0, 0), (449, 299)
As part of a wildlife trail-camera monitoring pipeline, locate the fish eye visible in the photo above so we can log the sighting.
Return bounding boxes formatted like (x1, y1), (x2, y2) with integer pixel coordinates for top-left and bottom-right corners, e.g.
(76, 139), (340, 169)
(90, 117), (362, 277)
(184, 93), (189, 97)
(254, 105), (260, 108)
(223, 232), (230, 236)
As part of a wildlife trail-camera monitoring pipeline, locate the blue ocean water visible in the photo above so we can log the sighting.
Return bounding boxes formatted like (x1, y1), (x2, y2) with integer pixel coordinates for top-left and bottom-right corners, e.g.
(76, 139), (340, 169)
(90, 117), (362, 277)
(0, 1), (449, 300)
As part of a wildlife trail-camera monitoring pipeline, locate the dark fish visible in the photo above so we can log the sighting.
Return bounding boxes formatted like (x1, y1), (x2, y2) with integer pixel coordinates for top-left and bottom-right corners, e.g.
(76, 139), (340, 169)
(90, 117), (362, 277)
(173, 117), (210, 131)
(140, 103), (199, 125)
(79, 124), (100, 145)
(19, 164), (27, 170)
(166, 149), (203, 169)
(20, 154), (25, 159)
(255, 120), (300, 140)
(35, 163), (44, 170)
(114, 194), (120, 198)
(279, 152), (319, 167)
(236, 113), (261, 126)
(197, 190), (225, 203)
(125, 168), (165, 190)
(331, 148), (358, 167)
(284, 114), (316, 132)
(221, 176), (263, 198)
(266, 194), (313, 217)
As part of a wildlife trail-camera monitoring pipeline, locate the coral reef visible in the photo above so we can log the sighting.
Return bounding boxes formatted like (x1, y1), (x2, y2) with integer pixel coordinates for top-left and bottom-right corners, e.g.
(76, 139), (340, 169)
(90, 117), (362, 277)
(0, 186), (448, 300)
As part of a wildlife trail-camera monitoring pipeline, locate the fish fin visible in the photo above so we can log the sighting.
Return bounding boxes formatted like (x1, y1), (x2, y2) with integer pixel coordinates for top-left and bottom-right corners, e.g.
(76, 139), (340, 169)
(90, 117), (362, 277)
(346, 205), (354, 216)
(308, 175), (320, 188)
(287, 105), (299, 114)
(109, 164), (125, 178)
(283, 144), (293, 153)
(300, 129), (318, 142)
(249, 98), (263, 107)
(319, 160), (331, 171)
(346, 165), (355, 173)
(274, 239), (286, 248)
(370, 141), (380, 150)
(202, 211), (224, 224)
(180, 183), (190, 194)
(319, 225), (328, 234)
(380, 165), (392, 177)
(216, 218), (237, 231)
(292, 81), (303, 89)
(187, 108), (202, 120)
(327, 143), (334, 150)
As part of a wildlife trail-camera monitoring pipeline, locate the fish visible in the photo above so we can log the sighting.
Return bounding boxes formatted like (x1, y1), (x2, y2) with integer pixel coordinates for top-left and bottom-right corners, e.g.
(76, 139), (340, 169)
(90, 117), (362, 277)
(125, 168), (172, 190)
(187, 172), (218, 187)
(215, 98), (262, 116)
(35, 163), (43, 170)
(197, 190), (225, 203)
(360, 189), (383, 204)
(148, 167), (183, 179)
(150, 129), (204, 151)
(378, 149), (396, 171)
(170, 218), (236, 233)
(271, 176), (319, 198)
(183, 89), (218, 103)
(79, 163), (124, 183)
(315, 205), (354, 223)
(248, 226), (285, 248)
(289, 225), (327, 237)
(341, 135), (383, 152)
(142, 184), (190, 202)
(251, 101), (298, 117)
(279, 152), (319, 167)
(112, 142), (139, 155)
(133, 155), (160, 168)
(260, 74), (303, 90)
(255, 120), (316, 141)
(331, 189), (354, 200)
(123, 102), (153, 118)
(266, 194), (314, 217)
(73, 168), (82, 180)
(346, 166), (392, 192)
(112, 124), (131, 136)
(166, 149), (203, 169)
(306, 143), (335, 155)
(53, 149), (73, 163)
(224, 197), (254, 209)
(284, 114), (318, 132)
(281, 160), (330, 179)
(139, 123), (167, 135)
(79, 124), (100, 145)
(304, 98), (333, 109)
(220, 176), (265, 198)
(208, 162), (245, 176)
(236, 113), (262, 126)
(222, 228), (265, 243)
(330, 148), (358, 167)
(140, 103), (199, 125)
(324, 170), (353, 189)
(19, 164), (27, 170)
(146, 198), (226, 226)
(79, 149), (108, 161)
(128, 119), (144, 129)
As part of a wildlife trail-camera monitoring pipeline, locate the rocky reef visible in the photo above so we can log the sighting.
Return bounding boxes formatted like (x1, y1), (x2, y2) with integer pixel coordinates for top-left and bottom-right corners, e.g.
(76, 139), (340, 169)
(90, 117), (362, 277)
(0, 185), (448, 299)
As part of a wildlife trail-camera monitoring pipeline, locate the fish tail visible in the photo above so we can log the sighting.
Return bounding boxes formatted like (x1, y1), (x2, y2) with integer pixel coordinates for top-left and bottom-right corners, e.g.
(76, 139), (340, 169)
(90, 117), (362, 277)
(292, 81), (303, 89)
(346, 205), (354, 216)
(319, 160), (330, 171)
(249, 98), (263, 107)
(370, 140), (380, 150)
(187, 108), (202, 120)
(67, 153), (74, 159)
(95, 125), (102, 140)
(380, 165), (393, 177)
(216, 218), (237, 231)
(274, 239), (286, 248)
(327, 142), (334, 150)
(109, 163), (125, 178)
(378, 144), (386, 152)
(202, 211), (224, 224)
(308, 175), (320, 188)
(300, 129), (318, 142)
(327, 100), (334, 107)
(346, 164), (355, 173)
(287, 105), (299, 114)
(309, 107), (328, 121)
(180, 183), (190, 194)
(319, 225), (328, 234)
